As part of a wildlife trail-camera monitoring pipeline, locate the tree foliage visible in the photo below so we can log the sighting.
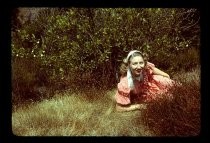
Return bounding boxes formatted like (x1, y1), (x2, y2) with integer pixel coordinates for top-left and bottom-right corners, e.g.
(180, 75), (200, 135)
(12, 8), (200, 91)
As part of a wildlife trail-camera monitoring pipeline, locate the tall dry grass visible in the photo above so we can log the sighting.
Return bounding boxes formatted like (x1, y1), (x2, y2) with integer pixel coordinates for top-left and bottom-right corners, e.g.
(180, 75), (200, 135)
(12, 88), (153, 136)
(141, 66), (200, 136)
(12, 67), (200, 136)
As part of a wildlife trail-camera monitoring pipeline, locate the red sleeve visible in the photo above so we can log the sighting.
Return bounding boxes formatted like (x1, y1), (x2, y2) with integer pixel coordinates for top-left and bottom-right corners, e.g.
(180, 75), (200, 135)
(115, 76), (131, 105)
(117, 76), (131, 97)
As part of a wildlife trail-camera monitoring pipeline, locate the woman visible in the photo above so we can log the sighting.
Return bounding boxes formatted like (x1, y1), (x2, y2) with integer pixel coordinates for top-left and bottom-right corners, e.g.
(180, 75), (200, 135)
(115, 50), (176, 112)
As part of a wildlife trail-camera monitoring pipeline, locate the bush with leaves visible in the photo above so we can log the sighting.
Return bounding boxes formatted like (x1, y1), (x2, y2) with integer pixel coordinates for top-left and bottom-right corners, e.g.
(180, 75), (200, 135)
(12, 8), (200, 102)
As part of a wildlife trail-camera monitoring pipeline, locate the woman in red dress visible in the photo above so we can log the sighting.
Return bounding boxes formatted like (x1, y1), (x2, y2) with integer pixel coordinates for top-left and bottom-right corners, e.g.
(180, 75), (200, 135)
(115, 50), (177, 112)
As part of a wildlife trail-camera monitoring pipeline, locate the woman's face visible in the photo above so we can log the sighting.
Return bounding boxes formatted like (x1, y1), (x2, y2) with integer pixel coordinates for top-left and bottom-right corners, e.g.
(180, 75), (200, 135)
(129, 55), (145, 77)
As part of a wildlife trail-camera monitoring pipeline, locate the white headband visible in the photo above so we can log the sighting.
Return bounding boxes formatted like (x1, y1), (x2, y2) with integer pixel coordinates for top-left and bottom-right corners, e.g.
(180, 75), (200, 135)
(123, 50), (142, 63)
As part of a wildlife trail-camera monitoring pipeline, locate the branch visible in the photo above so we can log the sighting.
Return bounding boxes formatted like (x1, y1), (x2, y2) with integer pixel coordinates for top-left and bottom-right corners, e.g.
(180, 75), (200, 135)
(180, 16), (200, 31)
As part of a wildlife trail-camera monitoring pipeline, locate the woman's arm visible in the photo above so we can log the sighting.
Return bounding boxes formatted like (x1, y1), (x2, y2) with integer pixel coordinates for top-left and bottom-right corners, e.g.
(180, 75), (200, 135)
(152, 67), (170, 78)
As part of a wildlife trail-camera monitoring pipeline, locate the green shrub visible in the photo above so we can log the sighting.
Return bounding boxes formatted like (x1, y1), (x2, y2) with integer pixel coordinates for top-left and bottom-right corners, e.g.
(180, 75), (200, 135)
(174, 48), (200, 71)
(11, 8), (200, 101)
(151, 48), (200, 75)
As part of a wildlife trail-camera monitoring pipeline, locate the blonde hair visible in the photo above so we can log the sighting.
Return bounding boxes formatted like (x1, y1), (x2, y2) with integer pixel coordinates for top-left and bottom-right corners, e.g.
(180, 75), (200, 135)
(119, 51), (148, 76)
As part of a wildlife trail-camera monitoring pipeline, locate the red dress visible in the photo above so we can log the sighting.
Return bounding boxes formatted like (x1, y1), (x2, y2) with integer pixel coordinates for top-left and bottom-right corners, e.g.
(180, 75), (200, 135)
(115, 62), (176, 105)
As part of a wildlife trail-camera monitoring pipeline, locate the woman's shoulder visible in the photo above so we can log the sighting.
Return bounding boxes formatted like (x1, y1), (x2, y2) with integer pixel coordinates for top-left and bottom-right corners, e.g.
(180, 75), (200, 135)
(120, 75), (128, 83)
(118, 75), (129, 86)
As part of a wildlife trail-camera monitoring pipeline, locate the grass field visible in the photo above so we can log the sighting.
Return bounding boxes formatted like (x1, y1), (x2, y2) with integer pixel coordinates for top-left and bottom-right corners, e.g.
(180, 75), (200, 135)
(12, 67), (200, 136)
(12, 89), (153, 136)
